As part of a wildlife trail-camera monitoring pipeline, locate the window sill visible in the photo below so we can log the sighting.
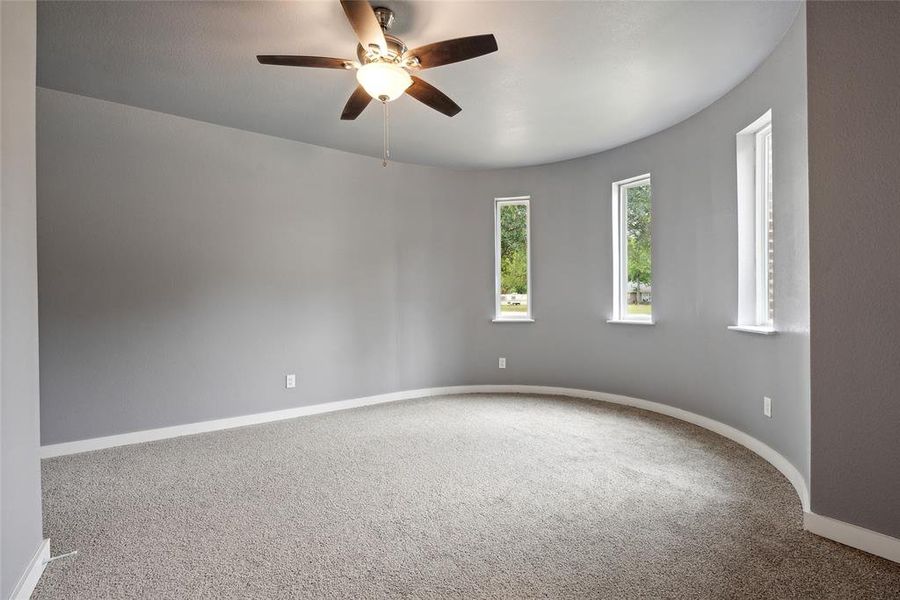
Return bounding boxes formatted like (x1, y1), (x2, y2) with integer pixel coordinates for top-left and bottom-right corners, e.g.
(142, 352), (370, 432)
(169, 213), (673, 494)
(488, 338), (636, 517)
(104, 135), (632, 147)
(607, 319), (655, 326)
(727, 325), (777, 335)
(492, 317), (535, 323)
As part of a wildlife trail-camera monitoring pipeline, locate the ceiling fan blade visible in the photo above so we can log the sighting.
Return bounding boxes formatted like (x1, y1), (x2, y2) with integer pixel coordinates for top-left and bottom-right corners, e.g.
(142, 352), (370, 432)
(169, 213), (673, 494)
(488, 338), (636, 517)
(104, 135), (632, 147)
(340, 0), (388, 56)
(406, 34), (498, 69)
(341, 85), (373, 120)
(405, 76), (461, 117)
(257, 55), (352, 69)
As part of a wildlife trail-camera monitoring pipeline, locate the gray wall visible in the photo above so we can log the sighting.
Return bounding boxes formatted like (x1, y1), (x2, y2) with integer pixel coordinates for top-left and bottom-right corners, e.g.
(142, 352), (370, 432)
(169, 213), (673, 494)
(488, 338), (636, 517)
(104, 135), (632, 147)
(1, 1), (45, 598)
(38, 12), (809, 503)
(808, 2), (900, 537)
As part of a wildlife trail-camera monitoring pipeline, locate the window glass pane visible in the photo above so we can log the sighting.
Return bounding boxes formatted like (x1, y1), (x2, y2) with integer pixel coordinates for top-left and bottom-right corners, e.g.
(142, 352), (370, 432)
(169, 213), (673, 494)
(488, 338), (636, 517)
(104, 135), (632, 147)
(498, 203), (528, 316)
(625, 183), (652, 317)
(765, 130), (774, 323)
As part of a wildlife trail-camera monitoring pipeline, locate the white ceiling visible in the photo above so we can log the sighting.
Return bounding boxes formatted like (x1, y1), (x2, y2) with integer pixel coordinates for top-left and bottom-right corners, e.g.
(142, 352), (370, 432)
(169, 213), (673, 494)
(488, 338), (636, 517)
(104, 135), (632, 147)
(37, 1), (800, 169)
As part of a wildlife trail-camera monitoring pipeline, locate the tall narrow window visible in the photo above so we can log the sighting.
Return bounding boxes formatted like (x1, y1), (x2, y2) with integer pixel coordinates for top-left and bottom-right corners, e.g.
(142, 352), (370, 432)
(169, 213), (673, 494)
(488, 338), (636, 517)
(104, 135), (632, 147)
(756, 123), (774, 326)
(733, 110), (775, 333)
(611, 175), (652, 323)
(494, 197), (531, 321)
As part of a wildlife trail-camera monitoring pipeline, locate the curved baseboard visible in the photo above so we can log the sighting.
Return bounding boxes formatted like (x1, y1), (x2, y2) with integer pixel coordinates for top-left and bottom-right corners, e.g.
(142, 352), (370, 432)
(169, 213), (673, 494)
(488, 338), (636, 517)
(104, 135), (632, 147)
(498, 385), (811, 512)
(65, 383), (900, 559)
(39, 383), (810, 508)
(803, 512), (900, 564)
(42, 384), (900, 563)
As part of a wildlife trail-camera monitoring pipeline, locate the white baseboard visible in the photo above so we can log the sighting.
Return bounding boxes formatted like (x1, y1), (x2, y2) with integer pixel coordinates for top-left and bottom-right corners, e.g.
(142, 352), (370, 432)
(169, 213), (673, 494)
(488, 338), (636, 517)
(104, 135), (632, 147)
(9, 538), (50, 600)
(40, 386), (477, 458)
(40, 385), (900, 565)
(499, 385), (811, 512)
(39, 384), (810, 510)
(804, 512), (900, 564)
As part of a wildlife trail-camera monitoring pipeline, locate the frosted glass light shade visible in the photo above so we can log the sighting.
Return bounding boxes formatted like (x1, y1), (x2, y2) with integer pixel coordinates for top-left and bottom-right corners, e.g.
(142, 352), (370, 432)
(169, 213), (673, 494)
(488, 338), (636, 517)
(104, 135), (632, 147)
(356, 62), (412, 102)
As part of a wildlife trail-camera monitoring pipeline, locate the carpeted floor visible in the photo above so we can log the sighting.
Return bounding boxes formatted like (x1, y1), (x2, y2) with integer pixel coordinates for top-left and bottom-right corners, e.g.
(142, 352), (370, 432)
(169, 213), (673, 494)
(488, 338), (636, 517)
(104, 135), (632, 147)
(35, 393), (900, 599)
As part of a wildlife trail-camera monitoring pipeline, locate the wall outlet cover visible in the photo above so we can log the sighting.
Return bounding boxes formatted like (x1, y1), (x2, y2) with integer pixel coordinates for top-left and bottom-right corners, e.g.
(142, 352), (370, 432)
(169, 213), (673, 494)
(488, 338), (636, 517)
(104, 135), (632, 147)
(498, 357), (506, 369)
(286, 374), (296, 389)
(763, 396), (772, 417)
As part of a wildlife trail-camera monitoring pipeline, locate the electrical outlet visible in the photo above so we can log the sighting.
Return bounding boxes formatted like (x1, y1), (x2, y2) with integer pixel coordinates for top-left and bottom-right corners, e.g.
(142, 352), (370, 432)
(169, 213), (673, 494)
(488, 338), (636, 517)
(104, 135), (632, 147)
(286, 374), (296, 389)
(763, 396), (772, 418)
(498, 357), (506, 369)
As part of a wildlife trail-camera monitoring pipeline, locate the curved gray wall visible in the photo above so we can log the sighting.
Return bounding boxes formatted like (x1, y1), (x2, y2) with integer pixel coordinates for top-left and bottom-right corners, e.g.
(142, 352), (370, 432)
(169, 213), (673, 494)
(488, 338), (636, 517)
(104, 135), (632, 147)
(37, 12), (809, 493)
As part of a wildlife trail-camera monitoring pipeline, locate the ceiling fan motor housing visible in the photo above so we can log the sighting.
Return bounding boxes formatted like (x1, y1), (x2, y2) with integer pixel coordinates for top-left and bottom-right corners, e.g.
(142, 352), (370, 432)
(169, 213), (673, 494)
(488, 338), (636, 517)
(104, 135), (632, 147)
(357, 37), (408, 66)
(356, 8), (410, 65)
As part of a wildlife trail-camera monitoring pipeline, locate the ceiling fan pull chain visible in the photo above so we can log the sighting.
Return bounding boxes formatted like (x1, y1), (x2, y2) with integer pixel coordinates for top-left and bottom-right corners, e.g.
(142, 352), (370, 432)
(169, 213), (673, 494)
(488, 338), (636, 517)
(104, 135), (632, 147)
(382, 99), (390, 167)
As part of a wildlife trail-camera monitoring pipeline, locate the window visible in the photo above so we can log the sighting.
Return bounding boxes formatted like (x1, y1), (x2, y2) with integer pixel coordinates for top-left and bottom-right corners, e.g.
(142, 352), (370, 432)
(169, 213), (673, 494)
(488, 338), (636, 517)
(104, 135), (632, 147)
(494, 197), (532, 321)
(610, 175), (652, 323)
(732, 110), (775, 334)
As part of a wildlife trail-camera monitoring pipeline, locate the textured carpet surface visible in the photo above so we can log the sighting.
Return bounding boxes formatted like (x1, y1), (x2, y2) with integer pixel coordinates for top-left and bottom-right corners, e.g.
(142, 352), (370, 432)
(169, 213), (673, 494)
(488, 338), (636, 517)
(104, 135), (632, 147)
(36, 394), (900, 599)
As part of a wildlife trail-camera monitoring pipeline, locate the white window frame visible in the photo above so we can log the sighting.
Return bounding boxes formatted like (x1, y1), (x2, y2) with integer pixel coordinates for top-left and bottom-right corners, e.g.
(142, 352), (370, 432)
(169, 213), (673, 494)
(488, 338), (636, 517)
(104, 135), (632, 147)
(609, 174), (653, 325)
(731, 110), (776, 335)
(493, 196), (533, 322)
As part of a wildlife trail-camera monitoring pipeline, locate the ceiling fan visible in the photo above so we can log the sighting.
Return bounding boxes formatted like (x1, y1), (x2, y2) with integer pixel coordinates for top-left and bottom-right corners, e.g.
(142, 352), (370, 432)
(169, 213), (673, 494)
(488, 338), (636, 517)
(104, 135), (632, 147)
(257, 0), (498, 163)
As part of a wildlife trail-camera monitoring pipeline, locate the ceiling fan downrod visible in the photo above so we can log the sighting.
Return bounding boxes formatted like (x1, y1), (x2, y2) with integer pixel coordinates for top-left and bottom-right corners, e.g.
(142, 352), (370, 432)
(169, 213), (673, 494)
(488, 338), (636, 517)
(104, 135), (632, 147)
(373, 7), (394, 32)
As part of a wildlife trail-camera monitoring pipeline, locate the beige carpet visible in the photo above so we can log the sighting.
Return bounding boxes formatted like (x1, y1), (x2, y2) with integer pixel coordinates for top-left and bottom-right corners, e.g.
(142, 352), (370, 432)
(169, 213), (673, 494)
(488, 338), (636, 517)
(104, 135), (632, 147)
(35, 394), (900, 599)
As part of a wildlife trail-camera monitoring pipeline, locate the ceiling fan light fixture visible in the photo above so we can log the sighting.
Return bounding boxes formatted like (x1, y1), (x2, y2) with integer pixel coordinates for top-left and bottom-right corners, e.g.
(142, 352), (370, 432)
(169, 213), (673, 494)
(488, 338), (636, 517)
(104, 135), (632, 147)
(356, 62), (412, 102)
